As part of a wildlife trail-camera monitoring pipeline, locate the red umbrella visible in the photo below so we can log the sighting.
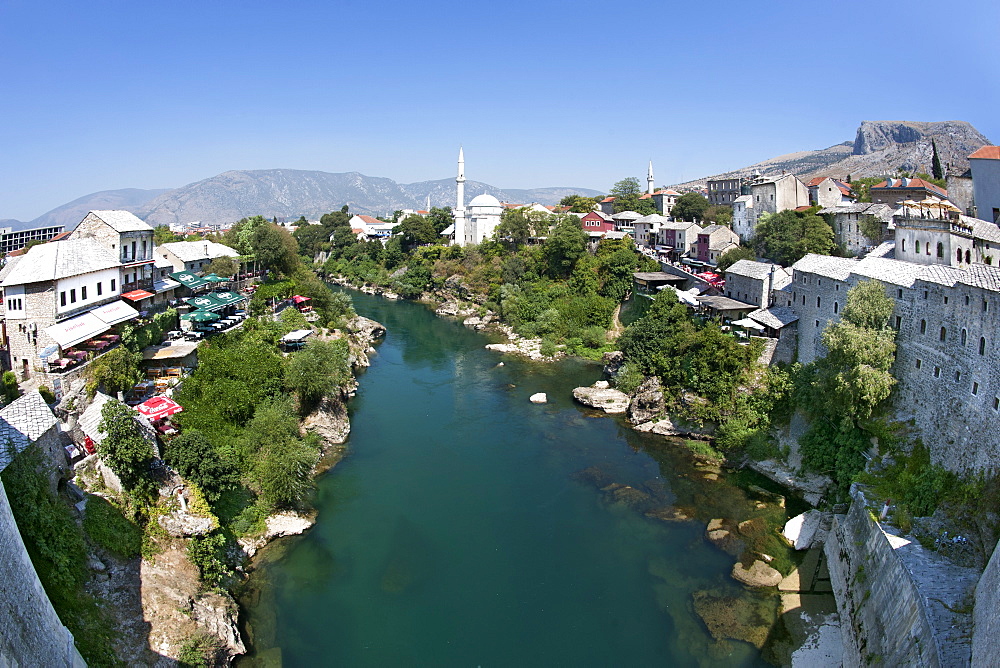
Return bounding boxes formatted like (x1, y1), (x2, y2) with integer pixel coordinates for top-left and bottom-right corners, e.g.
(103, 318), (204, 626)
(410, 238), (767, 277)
(136, 396), (183, 421)
(292, 295), (311, 304)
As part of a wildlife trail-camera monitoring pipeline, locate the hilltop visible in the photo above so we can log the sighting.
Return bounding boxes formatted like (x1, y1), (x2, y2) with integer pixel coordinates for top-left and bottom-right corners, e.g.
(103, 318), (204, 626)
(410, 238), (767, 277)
(672, 120), (990, 189)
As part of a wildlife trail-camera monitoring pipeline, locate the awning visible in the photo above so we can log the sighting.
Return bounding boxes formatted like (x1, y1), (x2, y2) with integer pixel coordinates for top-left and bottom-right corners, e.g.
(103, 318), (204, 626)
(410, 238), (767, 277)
(281, 329), (313, 343)
(184, 294), (225, 311)
(170, 271), (209, 289)
(292, 295), (311, 304)
(121, 289), (155, 301)
(135, 396), (183, 421)
(153, 278), (181, 293)
(207, 291), (245, 307)
(91, 300), (140, 326)
(732, 318), (765, 331)
(45, 312), (110, 349)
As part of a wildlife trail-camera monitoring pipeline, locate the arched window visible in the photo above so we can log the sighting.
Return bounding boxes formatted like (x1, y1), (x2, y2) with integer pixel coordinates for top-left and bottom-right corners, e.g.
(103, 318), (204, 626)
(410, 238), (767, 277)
(834, 302), (839, 314)
(937, 242), (944, 258)
(902, 238), (906, 252)
(940, 327), (947, 342)
(980, 337), (986, 355)
(920, 319), (927, 334)
(966, 249), (971, 264)
(916, 240), (921, 254)
(817, 296), (821, 308)
(958, 248), (963, 263)
(962, 329), (968, 345)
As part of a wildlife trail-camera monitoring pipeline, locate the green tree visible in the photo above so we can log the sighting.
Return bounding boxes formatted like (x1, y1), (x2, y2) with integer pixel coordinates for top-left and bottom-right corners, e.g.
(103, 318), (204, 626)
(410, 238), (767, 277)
(154, 225), (183, 245)
(703, 204), (733, 226)
(205, 255), (239, 278)
(393, 214), (438, 250)
(715, 246), (756, 273)
(752, 209), (836, 265)
(610, 177), (657, 214)
(559, 195), (600, 213)
(164, 429), (238, 501)
(224, 215), (269, 255)
(672, 192), (710, 222)
(98, 400), (157, 498)
(252, 223), (300, 275)
(426, 206), (454, 233)
(86, 346), (142, 397)
(495, 208), (534, 247)
(285, 338), (351, 411)
(931, 140), (943, 180)
(543, 214), (588, 278)
(241, 400), (318, 509)
(292, 223), (331, 259)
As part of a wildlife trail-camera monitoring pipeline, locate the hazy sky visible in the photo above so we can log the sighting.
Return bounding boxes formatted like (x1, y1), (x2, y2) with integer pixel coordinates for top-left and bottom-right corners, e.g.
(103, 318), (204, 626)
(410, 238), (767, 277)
(2, 0), (997, 221)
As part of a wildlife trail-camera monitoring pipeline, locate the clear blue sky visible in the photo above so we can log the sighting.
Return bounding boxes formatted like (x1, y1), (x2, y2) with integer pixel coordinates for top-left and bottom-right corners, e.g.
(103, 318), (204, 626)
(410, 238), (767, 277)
(2, 0), (997, 221)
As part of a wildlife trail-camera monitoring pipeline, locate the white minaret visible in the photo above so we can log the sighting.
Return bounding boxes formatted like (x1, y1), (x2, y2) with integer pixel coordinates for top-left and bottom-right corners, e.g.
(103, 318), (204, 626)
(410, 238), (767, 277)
(455, 146), (467, 245)
(647, 160), (655, 195)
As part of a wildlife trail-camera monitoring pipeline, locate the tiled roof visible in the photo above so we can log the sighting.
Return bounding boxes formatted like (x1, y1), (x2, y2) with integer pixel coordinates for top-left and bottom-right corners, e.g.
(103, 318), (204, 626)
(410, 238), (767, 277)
(747, 306), (799, 329)
(872, 178), (947, 197)
(963, 216), (1000, 244)
(157, 240), (239, 263)
(633, 214), (669, 225)
(0, 391), (58, 472)
(600, 196), (616, 203)
(50, 231), (73, 242)
(700, 224), (729, 234)
(1, 238), (120, 287)
(819, 202), (894, 222)
(725, 259), (785, 281)
(87, 210), (153, 232)
(791, 254), (858, 281)
(654, 189), (681, 196)
(968, 146), (1000, 160)
(0, 256), (23, 283)
(865, 242), (896, 259)
(852, 257), (926, 287)
(807, 177), (826, 187)
(612, 211), (642, 220)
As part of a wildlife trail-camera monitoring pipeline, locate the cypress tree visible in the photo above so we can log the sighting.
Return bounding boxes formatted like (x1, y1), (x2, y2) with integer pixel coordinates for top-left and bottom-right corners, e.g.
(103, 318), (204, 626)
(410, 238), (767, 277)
(931, 140), (943, 180)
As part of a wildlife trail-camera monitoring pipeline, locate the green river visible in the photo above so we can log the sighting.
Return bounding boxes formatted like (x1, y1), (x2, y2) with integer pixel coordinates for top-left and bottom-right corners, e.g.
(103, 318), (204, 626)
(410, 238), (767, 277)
(239, 289), (798, 666)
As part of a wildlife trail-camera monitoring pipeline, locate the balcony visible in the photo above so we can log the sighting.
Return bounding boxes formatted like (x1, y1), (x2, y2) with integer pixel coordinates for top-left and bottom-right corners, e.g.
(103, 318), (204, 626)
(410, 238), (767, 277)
(121, 277), (154, 294)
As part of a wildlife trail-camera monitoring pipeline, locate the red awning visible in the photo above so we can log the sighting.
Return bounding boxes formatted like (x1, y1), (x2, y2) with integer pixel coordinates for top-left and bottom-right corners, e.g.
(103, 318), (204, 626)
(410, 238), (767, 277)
(292, 295), (311, 304)
(135, 396), (183, 421)
(122, 289), (155, 301)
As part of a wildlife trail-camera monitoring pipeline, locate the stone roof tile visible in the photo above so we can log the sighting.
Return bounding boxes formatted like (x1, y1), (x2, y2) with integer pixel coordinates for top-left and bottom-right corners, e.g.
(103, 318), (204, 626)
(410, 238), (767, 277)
(0, 391), (58, 472)
(1, 239), (120, 287)
(89, 210), (153, 233)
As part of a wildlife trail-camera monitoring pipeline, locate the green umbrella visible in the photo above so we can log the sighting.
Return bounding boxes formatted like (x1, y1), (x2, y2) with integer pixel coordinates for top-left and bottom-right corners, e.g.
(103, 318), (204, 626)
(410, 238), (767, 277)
(203, 273), (228, 283)
(182, 310), (220, 322)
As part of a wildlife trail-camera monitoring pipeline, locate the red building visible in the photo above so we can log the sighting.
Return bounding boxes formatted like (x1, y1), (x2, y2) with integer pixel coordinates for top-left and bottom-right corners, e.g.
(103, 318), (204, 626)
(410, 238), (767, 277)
(580, 211), (615, 233)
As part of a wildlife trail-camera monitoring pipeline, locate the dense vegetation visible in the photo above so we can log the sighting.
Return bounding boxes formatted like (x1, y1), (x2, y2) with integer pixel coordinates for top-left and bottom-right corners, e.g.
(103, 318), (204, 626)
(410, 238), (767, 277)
(318, 208), (658, 358)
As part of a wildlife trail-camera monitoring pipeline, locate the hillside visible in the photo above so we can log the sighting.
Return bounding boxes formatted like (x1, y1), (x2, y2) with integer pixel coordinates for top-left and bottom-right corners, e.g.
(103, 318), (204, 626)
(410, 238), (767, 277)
(673, 120), (990, 190)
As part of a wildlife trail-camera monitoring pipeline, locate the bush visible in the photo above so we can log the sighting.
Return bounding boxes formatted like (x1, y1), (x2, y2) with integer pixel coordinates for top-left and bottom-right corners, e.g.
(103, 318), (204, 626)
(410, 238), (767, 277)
(2, 370), (20, 403)
(613, 363), (644, 395)
(83, 495), (143, 558)
(37, 385), (56, 404)
(187, 532), (233, 589)
(539, 339), (557, 357)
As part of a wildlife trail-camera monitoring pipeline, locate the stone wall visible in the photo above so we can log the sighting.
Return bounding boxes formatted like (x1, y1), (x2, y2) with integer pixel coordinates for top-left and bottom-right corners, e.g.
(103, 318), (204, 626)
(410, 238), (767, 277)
(972, 539), (1000, 664)
(789, 260), (1000, 472)
(0, 480), (86, 667)
(825, 491), (978, 667)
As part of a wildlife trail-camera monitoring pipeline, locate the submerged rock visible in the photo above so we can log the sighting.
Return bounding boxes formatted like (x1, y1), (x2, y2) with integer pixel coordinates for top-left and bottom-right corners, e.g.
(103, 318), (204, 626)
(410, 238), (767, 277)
(732, 560), (782, 588)
(572, 386), (629, 414)
(692, 588), (777, 649)
(529, 393), (547, 404)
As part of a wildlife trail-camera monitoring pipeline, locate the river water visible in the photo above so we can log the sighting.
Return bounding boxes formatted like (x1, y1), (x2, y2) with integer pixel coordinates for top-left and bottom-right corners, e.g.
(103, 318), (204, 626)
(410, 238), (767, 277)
(239, 290), (790, 666)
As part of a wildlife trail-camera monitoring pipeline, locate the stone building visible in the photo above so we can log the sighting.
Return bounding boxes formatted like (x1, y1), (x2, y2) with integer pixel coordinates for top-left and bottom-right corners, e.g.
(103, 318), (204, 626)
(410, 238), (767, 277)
(732, 173), (809, 239)
(893, 205), (1000, 268)
(969, 145), (1000, 223)
(706, 177), (741, 205)
(632, 214), (667, 247)
(656, 221), (703, 260)
(645, 189), (681, 217)
(70, 211), (155, 294)
(695, 225), (740, 265)
(156, 240), (240, 274)
(819, 202), (894, 256)
(807, 177), (854, 208)
(869, 177), (947, 205)
(788, 253), (1000, 472)
(723, 259), (791, 308)
(732, 194), (754, 240)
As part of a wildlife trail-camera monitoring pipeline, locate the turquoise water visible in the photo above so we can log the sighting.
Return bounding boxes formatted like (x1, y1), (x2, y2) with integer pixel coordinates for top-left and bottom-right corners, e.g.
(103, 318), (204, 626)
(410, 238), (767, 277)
(240, 290), (775, 666)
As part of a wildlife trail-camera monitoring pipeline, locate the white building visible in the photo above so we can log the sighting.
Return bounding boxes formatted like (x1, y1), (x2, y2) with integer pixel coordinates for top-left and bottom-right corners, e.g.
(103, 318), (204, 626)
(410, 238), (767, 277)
(453, 148), (503, 246)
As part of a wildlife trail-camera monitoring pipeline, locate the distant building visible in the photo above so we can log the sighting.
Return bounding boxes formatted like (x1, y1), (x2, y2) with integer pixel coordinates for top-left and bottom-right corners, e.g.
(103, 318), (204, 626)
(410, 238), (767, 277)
(347, 214), (396, 243)
(723, 259), (791, 308)
(656, 221), (703, 260)
(732, 173), (809, 240)
(580, 211), (615, 235)
(969, 146), (1000, 223)
(633, 214), (668, 246)
(599, 196), (616, 216)
(695, 225), (740, 265)
(706, 178), (741, 205)
(869, 177), (947, 205)
(155, 240), (241, 274)
(893, 204), (1000, 268)
(0, 224), (65, 256)
(819, 203), (894, 257)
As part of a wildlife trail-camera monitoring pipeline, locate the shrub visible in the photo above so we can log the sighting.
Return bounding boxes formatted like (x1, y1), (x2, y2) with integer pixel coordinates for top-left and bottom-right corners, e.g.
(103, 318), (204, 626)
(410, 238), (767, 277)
(37, 385), (56, 404)
(83, 495), (143, 558)
(613, 363), (644, 395)
(539, 339), (557, 358)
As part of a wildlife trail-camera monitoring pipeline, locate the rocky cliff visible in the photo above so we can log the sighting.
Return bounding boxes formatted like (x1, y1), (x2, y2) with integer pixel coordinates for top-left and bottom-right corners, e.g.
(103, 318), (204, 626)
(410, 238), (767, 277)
(673, 120), (990, 190)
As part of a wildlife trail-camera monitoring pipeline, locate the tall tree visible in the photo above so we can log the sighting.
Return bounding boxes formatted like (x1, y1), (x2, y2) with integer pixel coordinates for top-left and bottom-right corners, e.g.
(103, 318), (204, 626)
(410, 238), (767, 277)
(672, 192), (710, 222)
(610, 177), (657, 214)
(931, 139), (944, 180)
(752, 209), (835, 266)
(543, 214), (588, 278)
(98, 400), (157, 497)
(252, 223), (300, 275)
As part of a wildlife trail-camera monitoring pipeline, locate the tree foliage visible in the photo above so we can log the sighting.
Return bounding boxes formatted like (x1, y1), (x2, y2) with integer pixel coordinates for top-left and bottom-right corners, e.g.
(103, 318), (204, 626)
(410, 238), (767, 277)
(164, 429), (239, 501)
(251, 223), (300, 275)
(715, 246), (756, 273)
(542, 214), (588, 278)
(672, 192), (710, 222)
(240, 400), (319, 510)
(98, 400), (157, 498)
(86, 346), (142, 398)
(285, 338), (351, 411)
(559, 194), (600, 213)
(753, 209), (836, 265)
(610, 177), (657, 215)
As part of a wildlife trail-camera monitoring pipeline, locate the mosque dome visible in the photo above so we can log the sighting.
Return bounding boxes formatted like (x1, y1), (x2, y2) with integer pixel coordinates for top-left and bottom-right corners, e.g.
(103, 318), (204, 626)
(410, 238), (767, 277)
(469, 193), (502, 208)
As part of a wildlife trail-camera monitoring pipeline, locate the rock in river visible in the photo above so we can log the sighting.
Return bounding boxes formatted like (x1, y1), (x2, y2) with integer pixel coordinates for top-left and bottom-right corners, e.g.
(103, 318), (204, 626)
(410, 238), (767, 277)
(572, 385), (629, 414)
(529, 393), (547, 404)
(731, 559), (783, 588)
(627, 377), (664, 425)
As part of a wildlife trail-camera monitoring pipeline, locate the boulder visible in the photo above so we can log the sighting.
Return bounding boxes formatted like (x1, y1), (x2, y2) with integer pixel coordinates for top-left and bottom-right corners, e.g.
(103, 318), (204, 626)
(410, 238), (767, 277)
(529, 393), (547, 404)
(731, 560), (782, 587)
(345, 315), (386, 341)
(301, 396), (351, 446)
(265, 512), (314, 539)
(158, 512), (216, 537)
(593, 380), (610, 389)
(632, 417), (679, 436)
(627, 377), (664, 425)
(602, 351), (625, 377)
(782, 510), (822, 550)
(572, 386), (629, 414)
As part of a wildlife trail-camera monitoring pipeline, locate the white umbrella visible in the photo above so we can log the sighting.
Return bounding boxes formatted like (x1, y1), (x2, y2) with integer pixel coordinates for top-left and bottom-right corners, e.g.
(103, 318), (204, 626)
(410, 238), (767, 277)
(732, 318), (765, 331)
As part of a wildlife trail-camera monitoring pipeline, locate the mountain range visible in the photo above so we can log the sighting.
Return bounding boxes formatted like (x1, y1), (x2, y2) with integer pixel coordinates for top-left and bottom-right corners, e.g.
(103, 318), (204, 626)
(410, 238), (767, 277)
(5, 120), (991, 231)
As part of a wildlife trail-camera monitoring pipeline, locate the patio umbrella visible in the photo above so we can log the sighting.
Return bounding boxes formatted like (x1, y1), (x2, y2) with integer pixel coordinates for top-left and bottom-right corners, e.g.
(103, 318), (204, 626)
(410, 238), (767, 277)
(136, 396), (183, 421)
(292, 295), (311, 304)
(203, 273), (228, 283)
(732, 318), (765, 331)
(182, 310), (220, 322)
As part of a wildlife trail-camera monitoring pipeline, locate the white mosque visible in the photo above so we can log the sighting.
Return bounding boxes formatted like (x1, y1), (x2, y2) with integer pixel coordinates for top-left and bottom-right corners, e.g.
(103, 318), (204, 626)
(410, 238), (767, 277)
(453, 147), (504, 246)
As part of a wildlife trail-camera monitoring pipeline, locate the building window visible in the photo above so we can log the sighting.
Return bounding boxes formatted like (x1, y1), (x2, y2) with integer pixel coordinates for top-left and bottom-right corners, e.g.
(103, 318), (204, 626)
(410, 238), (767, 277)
(993, 397), (999, 411)
(940, 327), (947, 342)
(962, 329), (967, 345)
(895, 316), (902, 329)
(934, 366), (941, 378)
(923, 290), (928, 299)
(816, 297), (821, 308)
(973, 382), (980, 395)
(937, 242), (943, 258)
(966, 295), (970, 305)
(944, 296), (949, 305)
(60, 292), (66, 306)
(97, 282), (103, 296)
(966, 250), (971, 264)
(916, 240), (921, 254)
(955, 370), (962, 382)
(70, 289), (76, 303)
(897, 289), (903, 298)
(958, 248), (963, 263)
(980, 337), (986, 355)
(902, 239), (906, 252)
(920, 319), (927, 334)
(815, 320), (819, 328)
(916, 359), (923, 369)
(834, 302), (839, 314)
(984, 300), (989, 313)
(111, 279), (116, 292)
(81, 286), (87, 300)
